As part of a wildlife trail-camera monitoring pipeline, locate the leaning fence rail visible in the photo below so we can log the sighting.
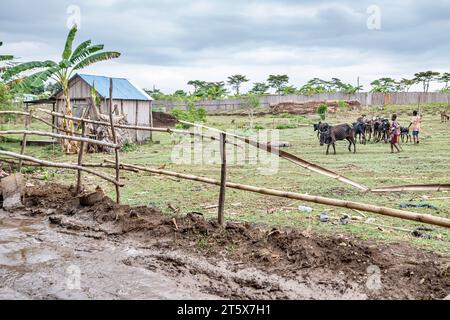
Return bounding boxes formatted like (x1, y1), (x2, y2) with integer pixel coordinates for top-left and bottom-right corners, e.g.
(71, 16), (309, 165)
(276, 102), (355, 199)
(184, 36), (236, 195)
(0, 130), (119, 149)
(0, 150), (122, 186)
(106, 161), (450, 229)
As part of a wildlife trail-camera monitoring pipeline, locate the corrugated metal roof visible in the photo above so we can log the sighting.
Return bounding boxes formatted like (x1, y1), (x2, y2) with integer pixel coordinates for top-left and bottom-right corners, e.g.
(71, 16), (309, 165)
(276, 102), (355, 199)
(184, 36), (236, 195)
(77, 74), (152, 101)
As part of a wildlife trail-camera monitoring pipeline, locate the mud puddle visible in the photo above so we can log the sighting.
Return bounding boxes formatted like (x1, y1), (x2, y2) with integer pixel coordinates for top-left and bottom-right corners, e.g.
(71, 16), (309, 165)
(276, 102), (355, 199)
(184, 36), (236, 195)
(0, 183), (448, 299)
(0, 212), (218, 299)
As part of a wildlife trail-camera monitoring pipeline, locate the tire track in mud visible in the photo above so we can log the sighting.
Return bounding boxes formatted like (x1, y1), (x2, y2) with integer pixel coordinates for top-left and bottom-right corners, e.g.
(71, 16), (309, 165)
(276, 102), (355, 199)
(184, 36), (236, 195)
(123, 250), (368, 299)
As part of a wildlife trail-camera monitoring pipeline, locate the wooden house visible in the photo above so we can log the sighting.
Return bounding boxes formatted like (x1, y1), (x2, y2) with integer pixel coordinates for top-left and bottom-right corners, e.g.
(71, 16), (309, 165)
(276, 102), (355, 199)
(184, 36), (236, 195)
(53, 73), (154, 142)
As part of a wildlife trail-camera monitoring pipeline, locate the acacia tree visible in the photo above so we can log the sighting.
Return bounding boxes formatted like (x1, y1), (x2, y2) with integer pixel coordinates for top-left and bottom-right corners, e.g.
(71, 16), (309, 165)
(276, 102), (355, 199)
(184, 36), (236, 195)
(414, 71), (440, 93)
(227, 74), (249, 96)
(370, 77), (397, 92)
(187, 80), (206, 93)
(2, 26), (120, 153)
(249, 82), (269, 95)
(397, 78), (416, 92)
(267, 74), (289, 94)
(438, 72), (450, 91)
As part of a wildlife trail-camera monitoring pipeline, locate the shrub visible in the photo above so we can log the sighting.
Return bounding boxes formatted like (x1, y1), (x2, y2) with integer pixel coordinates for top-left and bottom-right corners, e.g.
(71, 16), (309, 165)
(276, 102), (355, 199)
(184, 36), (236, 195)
(0, 83), (18, 121)
(279, 112), (294, 118)
(338, 100), (349, 110)
(242, 94), (261, 129)
(317, 103), (328, 120)
(276, 123), (297, 130)
(121, 142), (139, 152)
(171, 102), (207, 129)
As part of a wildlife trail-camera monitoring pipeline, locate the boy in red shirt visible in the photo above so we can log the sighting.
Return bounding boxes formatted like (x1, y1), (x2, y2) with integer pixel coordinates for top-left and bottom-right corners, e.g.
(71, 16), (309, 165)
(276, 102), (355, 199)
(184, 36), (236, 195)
(390, 114), (401, 153)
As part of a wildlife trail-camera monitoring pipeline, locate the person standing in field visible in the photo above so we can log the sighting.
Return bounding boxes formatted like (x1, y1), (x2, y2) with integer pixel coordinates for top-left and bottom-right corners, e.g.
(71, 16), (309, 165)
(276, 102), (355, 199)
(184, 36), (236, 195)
(409, 110), (422, 144)
(390, 114), (401, 153)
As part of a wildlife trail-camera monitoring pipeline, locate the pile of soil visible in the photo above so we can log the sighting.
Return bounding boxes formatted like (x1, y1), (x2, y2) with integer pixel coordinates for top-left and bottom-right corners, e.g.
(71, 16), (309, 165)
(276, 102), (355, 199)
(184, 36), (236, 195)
(270, 100), (361, 115)
(20, 183), (450, 299)
(152, 111), (177, 127)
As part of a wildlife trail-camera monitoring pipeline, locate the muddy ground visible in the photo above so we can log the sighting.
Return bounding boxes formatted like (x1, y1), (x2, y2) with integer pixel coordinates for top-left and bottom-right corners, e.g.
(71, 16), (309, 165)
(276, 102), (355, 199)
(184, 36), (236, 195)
(0, 183), (448, 300)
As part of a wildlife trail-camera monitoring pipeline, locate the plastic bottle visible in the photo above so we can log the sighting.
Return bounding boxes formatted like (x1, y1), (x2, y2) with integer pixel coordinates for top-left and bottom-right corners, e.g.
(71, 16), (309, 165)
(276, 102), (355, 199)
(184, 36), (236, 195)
(298, 205), (313, 213)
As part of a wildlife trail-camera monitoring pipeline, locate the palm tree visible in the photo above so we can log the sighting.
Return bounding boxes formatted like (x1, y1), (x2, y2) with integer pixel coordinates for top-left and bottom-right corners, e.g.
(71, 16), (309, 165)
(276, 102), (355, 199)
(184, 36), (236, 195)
(227, 74), (249, 96)
(2, 26), (120, 153)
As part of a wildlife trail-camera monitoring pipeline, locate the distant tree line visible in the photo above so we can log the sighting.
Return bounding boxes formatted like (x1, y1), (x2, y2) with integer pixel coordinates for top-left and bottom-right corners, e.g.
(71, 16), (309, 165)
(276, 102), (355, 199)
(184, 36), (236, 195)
(144, 71), (450, 101)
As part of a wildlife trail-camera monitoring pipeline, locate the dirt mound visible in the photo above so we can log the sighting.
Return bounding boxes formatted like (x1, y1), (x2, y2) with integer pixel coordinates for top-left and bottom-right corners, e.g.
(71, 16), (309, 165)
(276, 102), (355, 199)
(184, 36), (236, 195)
(21, 184), (450, 299)
(270, 100), (361, 115)
(152, 111), (177, 127)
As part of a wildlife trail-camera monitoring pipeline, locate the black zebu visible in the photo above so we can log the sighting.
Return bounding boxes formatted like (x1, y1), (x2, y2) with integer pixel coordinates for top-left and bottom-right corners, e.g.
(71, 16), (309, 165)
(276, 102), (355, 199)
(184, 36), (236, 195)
(313, 122), (329, 139)
(320, 123), (356, 154)
(400, 126), (411, 143)
(352, 121), (366, 144)
(364, 119), (374, 142)
(372, 117), (390, 143)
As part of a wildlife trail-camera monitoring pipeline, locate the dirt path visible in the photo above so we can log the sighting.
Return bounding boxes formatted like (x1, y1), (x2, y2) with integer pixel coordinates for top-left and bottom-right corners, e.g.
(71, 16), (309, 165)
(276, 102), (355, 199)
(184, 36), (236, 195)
(0, 183), (448, 300)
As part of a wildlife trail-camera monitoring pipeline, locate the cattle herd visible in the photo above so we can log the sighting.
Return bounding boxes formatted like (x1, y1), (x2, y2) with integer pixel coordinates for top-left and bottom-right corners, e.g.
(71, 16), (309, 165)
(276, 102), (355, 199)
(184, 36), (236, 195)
(313, 115), (412, 154)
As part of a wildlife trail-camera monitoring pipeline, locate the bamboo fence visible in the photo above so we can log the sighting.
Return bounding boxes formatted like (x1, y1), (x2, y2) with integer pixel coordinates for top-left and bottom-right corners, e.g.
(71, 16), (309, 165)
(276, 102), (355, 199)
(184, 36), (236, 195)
(1, 79), (450, 230)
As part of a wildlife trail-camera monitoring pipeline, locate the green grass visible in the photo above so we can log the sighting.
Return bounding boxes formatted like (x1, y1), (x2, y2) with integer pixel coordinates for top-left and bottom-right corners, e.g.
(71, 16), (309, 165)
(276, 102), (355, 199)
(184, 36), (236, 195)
(2, 106), (450, 254)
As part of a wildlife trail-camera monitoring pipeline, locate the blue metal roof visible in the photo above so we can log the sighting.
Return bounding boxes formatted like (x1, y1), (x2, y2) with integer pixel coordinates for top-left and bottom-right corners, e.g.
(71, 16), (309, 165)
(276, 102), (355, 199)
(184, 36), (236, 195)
(77, 74), (152, 101)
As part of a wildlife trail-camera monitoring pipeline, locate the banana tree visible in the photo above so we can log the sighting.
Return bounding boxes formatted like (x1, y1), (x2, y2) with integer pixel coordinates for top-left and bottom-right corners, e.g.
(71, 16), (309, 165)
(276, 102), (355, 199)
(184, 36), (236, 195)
(0, 41), (14, 62)
(0, 41), (14, 77)
(2, 26), (120, 153)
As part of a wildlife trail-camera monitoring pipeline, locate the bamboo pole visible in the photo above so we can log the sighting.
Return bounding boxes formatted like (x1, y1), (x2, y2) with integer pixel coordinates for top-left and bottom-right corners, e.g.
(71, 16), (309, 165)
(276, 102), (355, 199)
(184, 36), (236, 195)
(0, 110), (95, 137)
(179, 120), (370, 191)
(18, 108), (31, 172)
(0, 150), (123, 186)
(113, 161), (450, 229)
(76, 119), (86, 194)
(0, 158), (139, 173)
(0, 130), (118, 148)
(36, 108), (242, 147)
(109, 78), (121, 204)
(371, 184), (450, 193)
(217, 133), (226, 225)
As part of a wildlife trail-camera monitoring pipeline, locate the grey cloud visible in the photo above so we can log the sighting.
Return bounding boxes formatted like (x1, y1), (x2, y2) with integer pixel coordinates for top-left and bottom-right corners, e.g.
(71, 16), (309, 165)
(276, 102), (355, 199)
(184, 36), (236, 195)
(0, 0), (449, 88)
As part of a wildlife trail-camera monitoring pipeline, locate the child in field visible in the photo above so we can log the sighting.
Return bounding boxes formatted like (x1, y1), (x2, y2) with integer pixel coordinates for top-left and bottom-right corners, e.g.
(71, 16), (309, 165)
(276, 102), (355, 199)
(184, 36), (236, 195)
(390, 114), (401, 153)
(409, 110), (422, 144)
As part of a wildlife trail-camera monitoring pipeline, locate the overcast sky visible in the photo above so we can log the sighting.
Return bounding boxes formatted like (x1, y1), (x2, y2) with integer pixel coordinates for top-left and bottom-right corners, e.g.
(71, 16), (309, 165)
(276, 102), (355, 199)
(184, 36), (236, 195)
(1, 0), (450, 93)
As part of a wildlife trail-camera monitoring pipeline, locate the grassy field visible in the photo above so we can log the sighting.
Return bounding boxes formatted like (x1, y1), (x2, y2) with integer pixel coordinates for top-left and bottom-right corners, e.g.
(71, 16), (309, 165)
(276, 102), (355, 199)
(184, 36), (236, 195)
(1, 104), (450, 254)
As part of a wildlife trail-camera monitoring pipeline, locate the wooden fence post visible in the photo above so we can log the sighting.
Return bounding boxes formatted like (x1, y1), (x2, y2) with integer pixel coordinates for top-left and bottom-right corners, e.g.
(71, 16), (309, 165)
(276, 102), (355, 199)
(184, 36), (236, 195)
(76, 119), (86, 194)
(135, 100), (139, 143)
(217, 132), (227, 226)
(109, 78), (121, 204)
(18, 107), (31, 172)
(149, 100), (153, 142)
